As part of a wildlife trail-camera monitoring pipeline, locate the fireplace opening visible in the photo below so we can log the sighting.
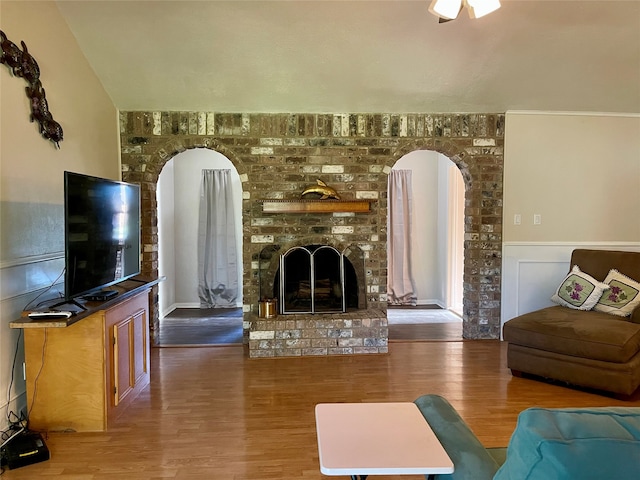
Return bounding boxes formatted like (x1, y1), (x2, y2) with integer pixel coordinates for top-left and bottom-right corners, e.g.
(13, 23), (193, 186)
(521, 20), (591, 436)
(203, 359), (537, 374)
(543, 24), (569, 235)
(274, 245), (359, 314)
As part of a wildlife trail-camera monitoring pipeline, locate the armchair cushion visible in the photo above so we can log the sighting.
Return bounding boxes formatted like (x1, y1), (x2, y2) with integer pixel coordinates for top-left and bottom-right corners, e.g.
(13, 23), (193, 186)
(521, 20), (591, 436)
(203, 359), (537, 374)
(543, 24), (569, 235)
(503, 306), (640, 363)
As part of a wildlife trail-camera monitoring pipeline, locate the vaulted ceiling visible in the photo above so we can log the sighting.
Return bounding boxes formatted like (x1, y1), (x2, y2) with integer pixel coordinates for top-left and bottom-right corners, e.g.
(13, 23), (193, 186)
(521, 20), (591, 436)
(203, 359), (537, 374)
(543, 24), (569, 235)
(56, 0), (640, 113)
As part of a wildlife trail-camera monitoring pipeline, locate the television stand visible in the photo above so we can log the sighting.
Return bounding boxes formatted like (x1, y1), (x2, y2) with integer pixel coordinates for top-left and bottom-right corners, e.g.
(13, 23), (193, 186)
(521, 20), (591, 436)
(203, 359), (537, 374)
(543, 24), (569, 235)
(83, 290), (118, 301)
(10, 281), (156, 432)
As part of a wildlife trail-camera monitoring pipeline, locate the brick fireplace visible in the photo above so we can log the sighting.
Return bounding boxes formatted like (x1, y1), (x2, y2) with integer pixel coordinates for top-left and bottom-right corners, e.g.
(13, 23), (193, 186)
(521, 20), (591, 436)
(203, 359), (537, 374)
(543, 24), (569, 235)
(250, 240), (388, 357)
(119, 112), (504, 357)
(271, 244), (362, 314)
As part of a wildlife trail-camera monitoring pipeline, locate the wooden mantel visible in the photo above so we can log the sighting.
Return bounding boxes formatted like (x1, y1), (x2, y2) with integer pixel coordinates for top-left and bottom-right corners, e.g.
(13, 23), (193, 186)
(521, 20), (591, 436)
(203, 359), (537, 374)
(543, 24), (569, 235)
(261, 199), (374, 213)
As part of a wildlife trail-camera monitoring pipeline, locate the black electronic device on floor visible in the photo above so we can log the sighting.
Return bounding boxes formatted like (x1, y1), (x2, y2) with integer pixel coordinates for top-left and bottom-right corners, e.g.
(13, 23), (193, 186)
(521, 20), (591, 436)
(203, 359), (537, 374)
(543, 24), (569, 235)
(1, 431), (49, 470)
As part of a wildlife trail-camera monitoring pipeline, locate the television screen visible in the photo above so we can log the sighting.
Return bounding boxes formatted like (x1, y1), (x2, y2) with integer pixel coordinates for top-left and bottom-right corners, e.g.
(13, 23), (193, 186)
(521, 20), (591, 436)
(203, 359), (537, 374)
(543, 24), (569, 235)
(64, 171), (141, 300)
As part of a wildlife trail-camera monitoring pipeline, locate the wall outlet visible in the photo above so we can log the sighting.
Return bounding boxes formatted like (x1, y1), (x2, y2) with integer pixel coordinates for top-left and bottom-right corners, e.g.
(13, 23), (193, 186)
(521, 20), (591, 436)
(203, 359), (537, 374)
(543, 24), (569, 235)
(514, 214), (521, 225)
(533, 214), (542, 225)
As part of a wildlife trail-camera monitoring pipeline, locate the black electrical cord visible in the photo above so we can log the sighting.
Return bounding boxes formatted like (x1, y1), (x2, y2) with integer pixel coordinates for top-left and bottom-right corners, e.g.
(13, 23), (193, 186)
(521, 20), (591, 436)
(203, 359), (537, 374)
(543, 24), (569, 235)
(26, 329), (48, 430)
(1, 330), (25, 476)
(4, 330), (22, 427)
(22, 267), (65, 312)
(1, 273), (61, 475)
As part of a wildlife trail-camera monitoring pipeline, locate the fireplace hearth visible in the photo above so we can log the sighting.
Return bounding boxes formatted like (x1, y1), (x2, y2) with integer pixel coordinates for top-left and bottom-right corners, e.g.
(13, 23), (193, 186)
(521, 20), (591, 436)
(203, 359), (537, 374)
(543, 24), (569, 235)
(247, 242), (387, 357)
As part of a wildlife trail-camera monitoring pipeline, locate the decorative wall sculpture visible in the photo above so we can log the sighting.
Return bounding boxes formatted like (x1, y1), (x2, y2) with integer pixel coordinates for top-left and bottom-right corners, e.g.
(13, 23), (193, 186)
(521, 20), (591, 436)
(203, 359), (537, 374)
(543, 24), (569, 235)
(0, 30), (63, 148)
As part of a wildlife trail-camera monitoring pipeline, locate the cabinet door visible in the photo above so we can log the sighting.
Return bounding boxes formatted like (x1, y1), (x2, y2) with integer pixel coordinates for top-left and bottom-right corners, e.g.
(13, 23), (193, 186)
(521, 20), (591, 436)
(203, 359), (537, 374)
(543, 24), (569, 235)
(113, 317), (134, 406)
(132, 309), (148, 384)
(105, 291), (151, 428)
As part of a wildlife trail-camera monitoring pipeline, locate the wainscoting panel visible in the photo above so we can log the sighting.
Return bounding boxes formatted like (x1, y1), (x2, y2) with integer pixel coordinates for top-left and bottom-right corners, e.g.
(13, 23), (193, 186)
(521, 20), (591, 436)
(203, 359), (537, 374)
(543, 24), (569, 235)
(0, 254), (64, 432)
(500, 243), (640, 338)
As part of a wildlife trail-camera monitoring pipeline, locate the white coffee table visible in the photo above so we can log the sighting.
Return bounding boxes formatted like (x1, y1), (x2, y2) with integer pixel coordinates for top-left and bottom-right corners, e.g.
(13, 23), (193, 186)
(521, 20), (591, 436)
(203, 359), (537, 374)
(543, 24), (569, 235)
(315, 402), (454, 479)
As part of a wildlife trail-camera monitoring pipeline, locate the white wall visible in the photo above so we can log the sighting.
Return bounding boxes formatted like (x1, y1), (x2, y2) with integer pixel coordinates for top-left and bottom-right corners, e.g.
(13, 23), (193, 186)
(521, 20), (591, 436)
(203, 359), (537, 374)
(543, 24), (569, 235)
(392, 151), (463, 307)
(158, 161), (176, 315)
(394, 151), (439, 304)
(158, 148), (243, 315)
(501, 111), (640, 333)
(442, 158), (465, 314)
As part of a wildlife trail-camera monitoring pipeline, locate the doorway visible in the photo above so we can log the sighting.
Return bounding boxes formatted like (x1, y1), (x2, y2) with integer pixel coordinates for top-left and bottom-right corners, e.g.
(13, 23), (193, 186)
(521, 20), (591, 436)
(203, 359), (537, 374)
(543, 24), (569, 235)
(156, 148), (243, 346)
(387, 150), (464, 341)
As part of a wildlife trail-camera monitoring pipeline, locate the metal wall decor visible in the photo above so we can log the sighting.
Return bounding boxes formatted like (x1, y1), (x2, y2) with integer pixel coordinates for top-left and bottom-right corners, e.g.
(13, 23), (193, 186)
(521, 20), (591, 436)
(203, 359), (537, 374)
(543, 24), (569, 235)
(0, 30), (63, 148)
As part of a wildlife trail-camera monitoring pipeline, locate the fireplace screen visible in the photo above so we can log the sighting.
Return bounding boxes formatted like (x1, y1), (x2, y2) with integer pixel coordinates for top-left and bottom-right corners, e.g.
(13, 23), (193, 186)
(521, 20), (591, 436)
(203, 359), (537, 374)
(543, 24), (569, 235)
(277, 245), (357, 314)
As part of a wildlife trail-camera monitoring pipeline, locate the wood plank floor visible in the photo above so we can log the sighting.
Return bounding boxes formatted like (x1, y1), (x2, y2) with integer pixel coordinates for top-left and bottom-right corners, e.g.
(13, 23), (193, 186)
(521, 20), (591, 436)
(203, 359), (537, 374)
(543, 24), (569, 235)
(388, 306), (462, 342)
(157, 308), (243, 346)
(157, 307), (462, 346)
(3, 341), (638, 479)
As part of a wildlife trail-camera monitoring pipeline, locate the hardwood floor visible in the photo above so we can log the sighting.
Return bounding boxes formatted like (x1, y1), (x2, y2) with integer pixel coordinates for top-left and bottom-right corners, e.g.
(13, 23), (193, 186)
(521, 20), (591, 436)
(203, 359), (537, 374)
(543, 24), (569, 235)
(388, 322), (462, 341)
(388, 305), (462, 341)
(3, 341), (638, 479)
(157, 308), (243, 346)
(157, 306), (462, 346)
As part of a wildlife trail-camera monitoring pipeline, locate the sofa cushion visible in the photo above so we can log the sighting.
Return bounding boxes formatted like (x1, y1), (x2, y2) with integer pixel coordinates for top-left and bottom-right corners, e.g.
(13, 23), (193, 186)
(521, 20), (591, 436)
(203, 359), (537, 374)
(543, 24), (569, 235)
(550, 265), (609, 310)
(595, 269), (640, 317)
(493, 407), (640, 480)
(503, 306), (640, 363)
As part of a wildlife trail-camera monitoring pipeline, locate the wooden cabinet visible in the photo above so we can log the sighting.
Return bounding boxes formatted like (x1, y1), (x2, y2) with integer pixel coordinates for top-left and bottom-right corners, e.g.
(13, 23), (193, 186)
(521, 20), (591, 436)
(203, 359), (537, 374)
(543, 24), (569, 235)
(18, 289), (150, 432)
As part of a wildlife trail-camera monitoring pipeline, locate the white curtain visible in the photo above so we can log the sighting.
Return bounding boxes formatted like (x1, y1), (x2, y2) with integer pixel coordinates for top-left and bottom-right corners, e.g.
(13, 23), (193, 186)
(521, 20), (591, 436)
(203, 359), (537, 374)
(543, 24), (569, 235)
(198, 169), (238, 308)
(387, 169), (417, 306)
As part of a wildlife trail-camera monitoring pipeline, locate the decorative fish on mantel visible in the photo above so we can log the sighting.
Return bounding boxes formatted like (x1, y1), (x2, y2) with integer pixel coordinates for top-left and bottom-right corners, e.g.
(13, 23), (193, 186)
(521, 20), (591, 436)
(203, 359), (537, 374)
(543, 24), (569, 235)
(301, 179), (341, 200)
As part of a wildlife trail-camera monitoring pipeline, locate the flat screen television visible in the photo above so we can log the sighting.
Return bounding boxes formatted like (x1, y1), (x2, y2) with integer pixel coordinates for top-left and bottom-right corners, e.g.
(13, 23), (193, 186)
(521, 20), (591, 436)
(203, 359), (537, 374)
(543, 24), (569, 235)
(64, 171), (141, 301)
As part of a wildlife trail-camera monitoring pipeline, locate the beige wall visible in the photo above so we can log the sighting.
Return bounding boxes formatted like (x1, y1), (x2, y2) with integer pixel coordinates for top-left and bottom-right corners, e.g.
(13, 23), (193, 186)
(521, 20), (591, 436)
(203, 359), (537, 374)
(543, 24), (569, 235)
(501, 111), (640, 332)
(1, 1), (119, 205)
(0, 0), (118, 431)
(503, 111), (640, 243)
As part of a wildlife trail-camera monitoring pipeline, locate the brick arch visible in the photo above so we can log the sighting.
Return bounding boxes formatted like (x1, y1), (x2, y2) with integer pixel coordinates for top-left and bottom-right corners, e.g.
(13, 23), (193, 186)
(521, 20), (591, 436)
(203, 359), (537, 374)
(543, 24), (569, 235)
(385, 138), (502, 339)
(121, 138), (249, 340)
(120, 111), (505, 347)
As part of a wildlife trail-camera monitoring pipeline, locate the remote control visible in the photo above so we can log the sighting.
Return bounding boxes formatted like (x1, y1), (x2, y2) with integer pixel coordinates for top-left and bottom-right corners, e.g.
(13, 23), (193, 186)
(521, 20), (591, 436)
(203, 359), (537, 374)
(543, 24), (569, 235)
(28, 311), (73, 319)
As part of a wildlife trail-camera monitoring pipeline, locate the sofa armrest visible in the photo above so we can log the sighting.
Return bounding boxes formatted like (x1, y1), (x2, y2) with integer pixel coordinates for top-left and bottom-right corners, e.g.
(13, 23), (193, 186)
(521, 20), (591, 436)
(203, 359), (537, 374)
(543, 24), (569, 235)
(414, 395), (502, 480)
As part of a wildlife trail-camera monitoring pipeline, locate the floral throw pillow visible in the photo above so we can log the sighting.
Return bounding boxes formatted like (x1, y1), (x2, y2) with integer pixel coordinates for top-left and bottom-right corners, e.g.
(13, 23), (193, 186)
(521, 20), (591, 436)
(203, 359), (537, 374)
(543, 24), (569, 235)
(594, 269), (640, 317)
(551, 265), (610, 310)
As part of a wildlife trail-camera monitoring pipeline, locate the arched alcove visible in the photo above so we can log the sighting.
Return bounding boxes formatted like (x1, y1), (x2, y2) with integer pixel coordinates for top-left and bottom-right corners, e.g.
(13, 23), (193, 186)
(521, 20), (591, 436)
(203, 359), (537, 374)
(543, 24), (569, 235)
(388, 149), (464, 317)
(156, 148), (243, 316)
(386, 137), (502, 339)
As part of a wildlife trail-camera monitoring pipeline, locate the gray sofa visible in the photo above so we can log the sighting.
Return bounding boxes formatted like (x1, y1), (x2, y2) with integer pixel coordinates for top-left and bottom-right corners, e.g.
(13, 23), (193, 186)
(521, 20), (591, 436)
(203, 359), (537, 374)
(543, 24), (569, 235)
(503, 249), (640, 397)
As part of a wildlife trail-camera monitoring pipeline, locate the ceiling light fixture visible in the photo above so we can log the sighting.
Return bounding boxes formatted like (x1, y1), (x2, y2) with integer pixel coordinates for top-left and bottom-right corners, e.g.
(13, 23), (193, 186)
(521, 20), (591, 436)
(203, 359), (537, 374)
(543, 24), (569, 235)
(428, 0), (501, 21)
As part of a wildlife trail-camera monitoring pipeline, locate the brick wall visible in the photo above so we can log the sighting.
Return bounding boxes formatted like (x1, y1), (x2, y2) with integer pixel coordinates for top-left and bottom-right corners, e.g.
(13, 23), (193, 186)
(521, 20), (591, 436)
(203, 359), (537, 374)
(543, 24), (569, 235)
(119, 112), (505, 355)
